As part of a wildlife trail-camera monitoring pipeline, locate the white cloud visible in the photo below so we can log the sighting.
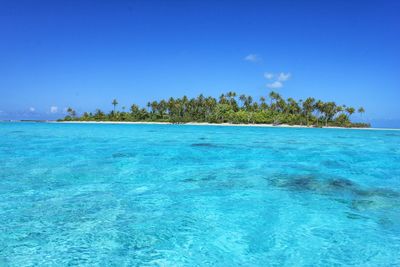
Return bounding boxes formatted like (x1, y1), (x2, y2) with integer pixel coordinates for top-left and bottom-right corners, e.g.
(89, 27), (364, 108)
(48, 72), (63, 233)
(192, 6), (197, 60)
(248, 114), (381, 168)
(29, 107), (35, 112)
(266, 81), (283, 89)
(264, 72), (291, 88)
(50, 106), (58, 113)
(277, 72), (291, 82)
(244, 54), (261, 62)
(264, 72), (274, 80)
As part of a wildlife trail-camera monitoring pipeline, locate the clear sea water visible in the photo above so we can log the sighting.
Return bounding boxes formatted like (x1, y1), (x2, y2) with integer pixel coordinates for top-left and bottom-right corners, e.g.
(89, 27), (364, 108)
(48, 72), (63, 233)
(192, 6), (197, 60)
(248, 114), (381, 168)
(1, 122), (400, 266)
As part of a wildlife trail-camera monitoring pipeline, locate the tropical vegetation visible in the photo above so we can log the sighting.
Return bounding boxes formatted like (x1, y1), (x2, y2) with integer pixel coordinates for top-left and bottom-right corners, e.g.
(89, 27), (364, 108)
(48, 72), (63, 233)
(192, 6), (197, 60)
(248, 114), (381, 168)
(60, 91), (369, 127)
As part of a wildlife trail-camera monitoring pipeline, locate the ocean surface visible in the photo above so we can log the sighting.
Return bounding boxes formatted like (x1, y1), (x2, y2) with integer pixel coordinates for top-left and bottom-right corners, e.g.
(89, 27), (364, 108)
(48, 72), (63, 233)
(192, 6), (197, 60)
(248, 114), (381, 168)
(1, 122), (399, 266)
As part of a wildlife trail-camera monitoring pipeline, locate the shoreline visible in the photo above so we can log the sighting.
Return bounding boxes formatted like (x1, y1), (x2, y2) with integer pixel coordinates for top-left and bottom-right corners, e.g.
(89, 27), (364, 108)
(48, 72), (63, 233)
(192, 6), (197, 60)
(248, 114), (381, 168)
(50, 120), (400, 131)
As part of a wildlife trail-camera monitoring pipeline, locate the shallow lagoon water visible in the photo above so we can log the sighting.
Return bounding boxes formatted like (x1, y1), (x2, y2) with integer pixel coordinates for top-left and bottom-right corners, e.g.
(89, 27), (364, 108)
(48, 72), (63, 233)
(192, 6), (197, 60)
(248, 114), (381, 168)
(0, 122), (400, 266)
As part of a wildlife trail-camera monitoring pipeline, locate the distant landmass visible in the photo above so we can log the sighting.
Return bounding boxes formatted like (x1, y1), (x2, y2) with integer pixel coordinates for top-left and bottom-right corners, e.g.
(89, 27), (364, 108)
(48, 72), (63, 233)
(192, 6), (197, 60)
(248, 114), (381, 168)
(60, 91), (369, 128)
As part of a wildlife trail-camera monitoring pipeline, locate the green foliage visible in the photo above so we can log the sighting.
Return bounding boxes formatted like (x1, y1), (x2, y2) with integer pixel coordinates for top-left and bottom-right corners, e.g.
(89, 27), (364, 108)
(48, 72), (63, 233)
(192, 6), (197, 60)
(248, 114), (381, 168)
(61, 92), (369, 128)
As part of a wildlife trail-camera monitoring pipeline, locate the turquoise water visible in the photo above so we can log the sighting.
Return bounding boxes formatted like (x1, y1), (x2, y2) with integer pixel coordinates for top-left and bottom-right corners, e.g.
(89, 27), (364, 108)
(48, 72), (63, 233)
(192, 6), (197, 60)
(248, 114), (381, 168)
(1, 122), (400, 266)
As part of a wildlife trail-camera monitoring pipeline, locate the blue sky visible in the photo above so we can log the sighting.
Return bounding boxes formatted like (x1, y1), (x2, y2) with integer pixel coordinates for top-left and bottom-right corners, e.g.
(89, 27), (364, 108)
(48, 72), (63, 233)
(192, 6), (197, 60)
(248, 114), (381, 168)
(0, 0), (399, 127)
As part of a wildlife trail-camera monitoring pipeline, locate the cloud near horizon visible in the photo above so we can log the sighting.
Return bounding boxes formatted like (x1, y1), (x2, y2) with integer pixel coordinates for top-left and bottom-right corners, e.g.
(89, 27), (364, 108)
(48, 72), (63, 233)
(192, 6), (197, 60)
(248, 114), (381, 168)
(264, 72), (274, 79)
(265, 72), (291, 89)
(244, 54), (261, 62)
(50, 106), (58, 113)
(266, 81), (283, 89)
(277, 72), (291, 82)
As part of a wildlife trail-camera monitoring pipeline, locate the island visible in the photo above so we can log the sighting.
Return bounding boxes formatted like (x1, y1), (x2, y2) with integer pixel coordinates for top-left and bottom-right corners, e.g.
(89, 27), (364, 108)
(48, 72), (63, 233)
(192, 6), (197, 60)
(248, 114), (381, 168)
(59, 91), (369, 128)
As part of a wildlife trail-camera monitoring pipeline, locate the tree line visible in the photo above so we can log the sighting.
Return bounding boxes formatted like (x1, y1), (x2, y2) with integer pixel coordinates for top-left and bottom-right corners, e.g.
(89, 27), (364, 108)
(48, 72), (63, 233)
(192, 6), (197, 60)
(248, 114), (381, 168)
(61, 91), (369, 127)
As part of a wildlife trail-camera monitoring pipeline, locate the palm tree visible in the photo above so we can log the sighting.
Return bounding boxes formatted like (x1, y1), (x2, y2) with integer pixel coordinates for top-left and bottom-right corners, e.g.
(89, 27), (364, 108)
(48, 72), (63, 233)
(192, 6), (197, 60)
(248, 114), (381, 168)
(302, 97), (315, 126)
(94, 109), (105, 121)
(336, 105), (344, 116)
(150, 101), (158, 114)
(239, 94), (247, 109)
(246, 96), (253, 111)
(314, 100), (324, 127)
(252, 102), (259, 112)
(205, 96), (217, 120)
(322, 102), (337, 126)
(358, 107), (365, 118)
(112, 99), (118, 112)
(158, 100), (167, 118)
(286, 98), (299, 115)
(269, 91), (280, 106)
(130, 104), (140, 117)
(227, 91), (236, 99)
(66, 107), (76, 118)
(276, 98), (286, 113)
(268, 91), (282, 124)
(346, 107), (355, 119)
(219, 94), (227, 105)
(226, 91), (238, 111)
(82, 112), (90, 120)
(260, 96), (268, 110)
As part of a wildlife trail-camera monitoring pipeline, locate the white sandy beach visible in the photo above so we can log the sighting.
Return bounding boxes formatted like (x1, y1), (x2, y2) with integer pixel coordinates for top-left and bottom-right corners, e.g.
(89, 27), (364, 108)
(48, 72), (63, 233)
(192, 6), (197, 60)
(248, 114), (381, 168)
(53, 121), (399, 131)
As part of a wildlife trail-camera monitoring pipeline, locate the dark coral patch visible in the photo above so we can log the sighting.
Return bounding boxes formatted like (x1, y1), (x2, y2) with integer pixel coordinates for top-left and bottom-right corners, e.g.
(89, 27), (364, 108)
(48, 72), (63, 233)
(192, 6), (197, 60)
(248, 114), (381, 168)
(328, 178), (354, 188)
(286, 177), (315, 190)
(183, 178), (197, 183)
(112, 152), (136, 158)
(268, 175), (318, 192)
(355, 188), (400, 198)
(191, 143), (217, 147)
(385, 133), (400, 137)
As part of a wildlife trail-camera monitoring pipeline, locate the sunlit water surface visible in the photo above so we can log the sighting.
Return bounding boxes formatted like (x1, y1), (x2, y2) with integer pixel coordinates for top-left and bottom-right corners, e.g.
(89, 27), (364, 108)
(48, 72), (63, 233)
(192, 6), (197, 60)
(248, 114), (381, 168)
(1, 122), (400, 266)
